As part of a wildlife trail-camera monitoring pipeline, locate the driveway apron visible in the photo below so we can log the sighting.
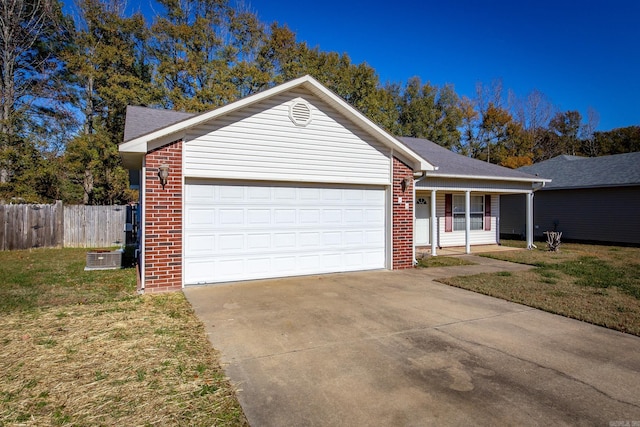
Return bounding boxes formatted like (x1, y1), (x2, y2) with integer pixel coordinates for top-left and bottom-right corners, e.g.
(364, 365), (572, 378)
(184, 256), (640, 426)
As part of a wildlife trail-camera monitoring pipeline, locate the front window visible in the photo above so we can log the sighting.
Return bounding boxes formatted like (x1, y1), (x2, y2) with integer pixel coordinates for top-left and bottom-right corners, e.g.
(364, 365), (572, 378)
(453, 195), (484, 231)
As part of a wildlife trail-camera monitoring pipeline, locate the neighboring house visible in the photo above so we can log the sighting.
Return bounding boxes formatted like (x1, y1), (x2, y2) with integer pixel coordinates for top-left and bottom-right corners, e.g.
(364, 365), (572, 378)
(501, 153), (640, 245)
(120, 75), (548, 293)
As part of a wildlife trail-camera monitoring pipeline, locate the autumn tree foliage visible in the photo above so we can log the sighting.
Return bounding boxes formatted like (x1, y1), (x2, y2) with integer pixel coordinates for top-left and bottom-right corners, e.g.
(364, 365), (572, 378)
(1, 0), (637, 203)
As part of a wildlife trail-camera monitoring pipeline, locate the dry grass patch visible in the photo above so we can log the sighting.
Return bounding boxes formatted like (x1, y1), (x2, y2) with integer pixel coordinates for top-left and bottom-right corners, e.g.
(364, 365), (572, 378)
(439, 242), (640, 336)
(0, 248), (247, 426)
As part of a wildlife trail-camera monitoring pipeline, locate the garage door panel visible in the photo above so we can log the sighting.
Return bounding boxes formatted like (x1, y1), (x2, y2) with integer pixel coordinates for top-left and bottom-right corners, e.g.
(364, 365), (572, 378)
(323, 209), (342, 222)
(220, 209), (243, 224)
(300, 232), (321, 247)
(219, 234), (244, 251)
(184, 182), (386, 285)
(366, 230), (385, 245)
(365, 208), (384, 223)
(248, 209), (270, 224)
(322, 232), (341, 246)
(247, 233), (270, 249)
(187, 209), (215, 226)
(186, 235), (215, 252)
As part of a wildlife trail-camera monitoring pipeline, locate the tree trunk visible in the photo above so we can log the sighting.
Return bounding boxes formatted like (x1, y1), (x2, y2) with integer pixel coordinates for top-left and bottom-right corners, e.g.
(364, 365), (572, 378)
(83, 169), (94, 205)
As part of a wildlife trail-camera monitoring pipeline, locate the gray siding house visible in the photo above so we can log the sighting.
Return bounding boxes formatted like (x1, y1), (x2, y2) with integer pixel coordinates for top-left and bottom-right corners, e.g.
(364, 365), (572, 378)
(500, 153), (640, 245)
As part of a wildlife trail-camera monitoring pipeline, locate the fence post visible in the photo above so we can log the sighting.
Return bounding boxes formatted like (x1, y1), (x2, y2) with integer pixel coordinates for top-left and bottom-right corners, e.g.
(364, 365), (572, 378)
(0, 205), (5, 251)
(55, 200), (64, 248)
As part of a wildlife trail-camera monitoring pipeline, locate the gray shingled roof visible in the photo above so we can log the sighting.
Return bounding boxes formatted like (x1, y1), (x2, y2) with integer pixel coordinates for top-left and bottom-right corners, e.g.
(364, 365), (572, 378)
(123, 105), (196, 142)
(518, 153), (640, 189)
(397, 137), (543, 180)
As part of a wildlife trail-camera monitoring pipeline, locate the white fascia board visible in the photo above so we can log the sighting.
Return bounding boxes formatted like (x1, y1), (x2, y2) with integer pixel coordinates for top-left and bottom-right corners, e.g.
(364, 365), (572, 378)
(417, 187), (539, 194)
(425, 171), (552, 183)
(119, 75), (434, 172)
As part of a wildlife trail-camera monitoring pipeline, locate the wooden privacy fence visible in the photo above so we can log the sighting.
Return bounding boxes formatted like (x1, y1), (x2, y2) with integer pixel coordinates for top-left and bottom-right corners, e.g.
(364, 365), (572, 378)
(0, 203), (128, 250)
(63, 205), (127, 248)
(0, 202), (64, 250)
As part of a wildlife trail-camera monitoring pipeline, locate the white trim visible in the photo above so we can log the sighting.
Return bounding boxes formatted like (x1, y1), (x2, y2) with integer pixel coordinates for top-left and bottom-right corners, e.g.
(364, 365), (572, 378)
(120, 75), (433, 172)
(420, 186), (537, 194)
(465, 191), (471, 254)
(431, 190), (437, 256)
(412, 172), (428, 264)
(181, 142), (186, 289)
(425, 172), (551, 183)
(139, 161), (146, 293)
(386, 184), (393, 270)
(526, 191), (534, 250)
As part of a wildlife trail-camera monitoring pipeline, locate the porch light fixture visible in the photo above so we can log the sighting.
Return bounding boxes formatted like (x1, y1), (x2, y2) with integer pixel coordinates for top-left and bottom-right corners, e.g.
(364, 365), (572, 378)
(401, 177), (411, 192)
(158, 164), (170, 189)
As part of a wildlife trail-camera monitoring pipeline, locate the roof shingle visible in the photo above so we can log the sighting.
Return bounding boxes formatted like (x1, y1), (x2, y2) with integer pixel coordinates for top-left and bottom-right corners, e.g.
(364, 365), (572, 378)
(518, 153), (640, 189)
(397, 137), (542, 181)
(123, 106), (196, 142)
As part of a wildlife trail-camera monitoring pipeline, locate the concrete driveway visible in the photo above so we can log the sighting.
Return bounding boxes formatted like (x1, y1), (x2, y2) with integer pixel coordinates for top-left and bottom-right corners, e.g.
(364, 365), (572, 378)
(184, 256), (640, 426)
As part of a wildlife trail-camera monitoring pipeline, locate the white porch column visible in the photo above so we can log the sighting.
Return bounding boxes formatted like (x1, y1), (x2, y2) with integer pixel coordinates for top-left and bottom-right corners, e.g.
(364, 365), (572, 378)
(465, 190), (471, 254)
(526, 191), (534, 249)
(430, 190), (437, 256)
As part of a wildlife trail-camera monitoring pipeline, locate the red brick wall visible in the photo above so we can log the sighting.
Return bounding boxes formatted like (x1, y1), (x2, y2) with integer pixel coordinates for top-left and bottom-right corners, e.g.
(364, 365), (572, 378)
(392, 157), (414, 269)
(143, 140), (183, 293)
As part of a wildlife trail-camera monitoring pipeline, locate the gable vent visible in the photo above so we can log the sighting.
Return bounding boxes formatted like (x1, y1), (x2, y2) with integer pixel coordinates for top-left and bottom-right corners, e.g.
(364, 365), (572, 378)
(289, 100), (312, 126)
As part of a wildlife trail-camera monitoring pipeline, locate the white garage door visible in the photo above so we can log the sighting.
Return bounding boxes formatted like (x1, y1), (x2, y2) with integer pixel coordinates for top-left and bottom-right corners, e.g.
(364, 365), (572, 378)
(184, 182), (387, 285)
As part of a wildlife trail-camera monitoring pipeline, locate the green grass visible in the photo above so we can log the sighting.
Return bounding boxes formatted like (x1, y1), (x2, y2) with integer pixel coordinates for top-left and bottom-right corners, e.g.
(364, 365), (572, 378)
(0, 248), (247, 426)
(439, 241), (640, 336)
(417, 256), (476, 268)
(0, 248), (137, 312)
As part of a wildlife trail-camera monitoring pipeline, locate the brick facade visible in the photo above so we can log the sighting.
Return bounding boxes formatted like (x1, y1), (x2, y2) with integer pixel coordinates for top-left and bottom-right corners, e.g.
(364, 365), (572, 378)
(392, 157), (414, 269)
(142, 140), (183, 293)
(140, 145), (413, 292)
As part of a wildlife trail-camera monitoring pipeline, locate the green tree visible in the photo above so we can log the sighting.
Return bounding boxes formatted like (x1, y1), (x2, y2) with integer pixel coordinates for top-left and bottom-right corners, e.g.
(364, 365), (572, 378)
(397, 77), (461, 149)
(0, 0), (71, 201)
(63, 0), (153, 204)
(151, 0), (269, 112)
(593, 126), (640, 155)
(548, 110), (582, 157)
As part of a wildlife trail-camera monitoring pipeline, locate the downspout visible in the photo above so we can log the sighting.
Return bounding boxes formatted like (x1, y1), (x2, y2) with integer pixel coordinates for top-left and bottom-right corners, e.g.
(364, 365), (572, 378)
(413, 171), (428, 265)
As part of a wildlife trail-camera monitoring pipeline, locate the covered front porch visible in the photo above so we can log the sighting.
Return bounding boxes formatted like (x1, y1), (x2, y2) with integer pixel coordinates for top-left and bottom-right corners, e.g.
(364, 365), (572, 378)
(396, 136), (550, 261)
(413, 188), (538, 257)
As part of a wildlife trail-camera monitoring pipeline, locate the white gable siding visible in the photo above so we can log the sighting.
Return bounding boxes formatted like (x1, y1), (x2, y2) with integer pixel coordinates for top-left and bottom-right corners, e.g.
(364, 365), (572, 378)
(429, 192), (499, 247)
(183, 88), (391, 185)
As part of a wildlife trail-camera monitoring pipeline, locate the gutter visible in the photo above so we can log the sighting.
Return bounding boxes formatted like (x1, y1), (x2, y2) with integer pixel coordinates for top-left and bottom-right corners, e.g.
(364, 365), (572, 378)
(532, 181), (547, 192)
(424, 171), (552, 183)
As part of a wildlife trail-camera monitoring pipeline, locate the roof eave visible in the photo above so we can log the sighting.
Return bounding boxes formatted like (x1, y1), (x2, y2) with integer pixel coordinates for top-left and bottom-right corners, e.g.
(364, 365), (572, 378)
(425, 171), (552, 183)
(542, 183), (639, 191)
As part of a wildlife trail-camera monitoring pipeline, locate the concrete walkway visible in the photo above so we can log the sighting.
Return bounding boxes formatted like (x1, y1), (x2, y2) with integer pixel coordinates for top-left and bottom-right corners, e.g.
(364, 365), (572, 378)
(185, 257), (640, 426)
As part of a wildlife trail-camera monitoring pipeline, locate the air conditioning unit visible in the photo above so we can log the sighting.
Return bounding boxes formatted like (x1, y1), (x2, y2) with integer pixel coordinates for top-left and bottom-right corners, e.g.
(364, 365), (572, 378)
(85, 250), (123, 271)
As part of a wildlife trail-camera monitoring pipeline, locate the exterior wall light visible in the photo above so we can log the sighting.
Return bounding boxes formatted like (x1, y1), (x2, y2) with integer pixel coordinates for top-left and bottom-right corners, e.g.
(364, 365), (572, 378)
(401, 177), (411, 192)
(158, 164), (170, 189)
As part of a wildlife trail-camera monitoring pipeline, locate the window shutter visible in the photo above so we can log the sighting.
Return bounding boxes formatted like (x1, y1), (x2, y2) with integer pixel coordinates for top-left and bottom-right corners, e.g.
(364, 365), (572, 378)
(445, 194), (452, 232)
(484, 194), (491, 231)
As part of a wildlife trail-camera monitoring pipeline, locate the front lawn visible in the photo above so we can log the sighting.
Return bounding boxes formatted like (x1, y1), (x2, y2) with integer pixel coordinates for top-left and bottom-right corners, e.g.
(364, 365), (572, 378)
(417, 255), (476, 268)
(0, 248), (247, 426)
(438, 241), (640, 336)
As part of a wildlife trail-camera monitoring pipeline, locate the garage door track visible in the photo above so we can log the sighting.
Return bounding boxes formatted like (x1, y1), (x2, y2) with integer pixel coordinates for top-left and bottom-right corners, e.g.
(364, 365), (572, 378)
(184, 257), (640, 426)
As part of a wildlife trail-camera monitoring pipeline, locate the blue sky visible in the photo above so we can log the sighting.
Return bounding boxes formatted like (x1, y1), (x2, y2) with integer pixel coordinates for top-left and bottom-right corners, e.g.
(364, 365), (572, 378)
(246, 0), (639, 131)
